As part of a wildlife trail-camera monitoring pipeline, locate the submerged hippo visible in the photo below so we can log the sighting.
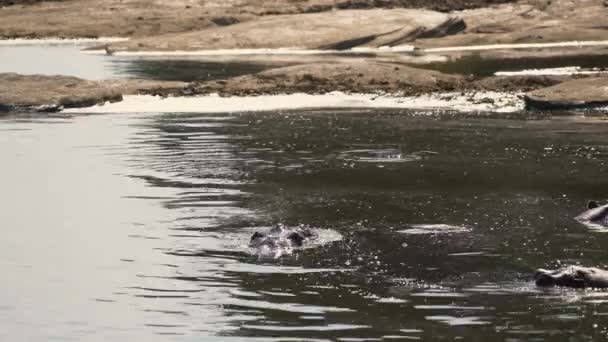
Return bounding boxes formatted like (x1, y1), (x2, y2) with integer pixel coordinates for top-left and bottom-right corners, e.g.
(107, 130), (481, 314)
(575, 200), (608, 228)
(249, 224), (318, 258)
(535, 266), (608, 288)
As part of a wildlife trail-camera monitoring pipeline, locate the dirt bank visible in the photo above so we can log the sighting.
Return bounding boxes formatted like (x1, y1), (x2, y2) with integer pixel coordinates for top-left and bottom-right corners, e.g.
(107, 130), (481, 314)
(0, 73), (186, 112)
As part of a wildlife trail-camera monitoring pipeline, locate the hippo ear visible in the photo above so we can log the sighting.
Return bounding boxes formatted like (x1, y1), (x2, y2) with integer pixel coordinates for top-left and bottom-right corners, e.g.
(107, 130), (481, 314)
(287, 232), (305, 247)
(588, 200), (600, 209)
(251, 232), (266, 241)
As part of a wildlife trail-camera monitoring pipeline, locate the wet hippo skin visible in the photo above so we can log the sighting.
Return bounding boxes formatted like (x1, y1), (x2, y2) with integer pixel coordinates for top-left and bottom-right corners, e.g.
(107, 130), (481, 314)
(575, 200), (608, 227)
(535, 266), (608, 288)
(249, 224), (318, 258)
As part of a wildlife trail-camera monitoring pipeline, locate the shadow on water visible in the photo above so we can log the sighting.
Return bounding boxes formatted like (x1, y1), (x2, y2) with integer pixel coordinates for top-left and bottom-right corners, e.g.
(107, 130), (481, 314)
(5, 110), (608, 340)
(417, 53), (608, 76)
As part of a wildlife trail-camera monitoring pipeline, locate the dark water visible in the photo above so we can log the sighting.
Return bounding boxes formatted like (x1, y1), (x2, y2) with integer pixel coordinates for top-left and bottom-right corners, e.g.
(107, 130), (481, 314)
(110, 59), (272, 82)
(418, 53), (608, 76)
(0, 45), (274, 81)
(3, 110), (608, 341)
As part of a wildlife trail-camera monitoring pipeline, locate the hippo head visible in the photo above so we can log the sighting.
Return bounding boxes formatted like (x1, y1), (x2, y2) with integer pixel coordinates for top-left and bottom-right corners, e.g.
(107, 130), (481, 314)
(248, 230), (307, 249)
(535, 266), (608, 288)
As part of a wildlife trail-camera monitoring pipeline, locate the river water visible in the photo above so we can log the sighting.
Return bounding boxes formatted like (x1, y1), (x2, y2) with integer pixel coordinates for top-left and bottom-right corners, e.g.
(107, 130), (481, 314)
(3, 109), (608, 341)
(0, 44), (273, 81)
(3, 43), (608, 341)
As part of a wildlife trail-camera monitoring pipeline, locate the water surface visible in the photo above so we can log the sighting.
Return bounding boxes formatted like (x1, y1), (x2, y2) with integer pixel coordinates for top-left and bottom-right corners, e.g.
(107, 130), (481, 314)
(0, 44), (273, 81)
(419, 53), (608, 76)
(3, 110), (608, 340)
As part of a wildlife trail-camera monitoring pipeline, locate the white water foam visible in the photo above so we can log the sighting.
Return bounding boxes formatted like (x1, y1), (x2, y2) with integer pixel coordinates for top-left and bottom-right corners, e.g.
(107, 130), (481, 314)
(61, 92), (523, 114)
(398, 224), (471, 235)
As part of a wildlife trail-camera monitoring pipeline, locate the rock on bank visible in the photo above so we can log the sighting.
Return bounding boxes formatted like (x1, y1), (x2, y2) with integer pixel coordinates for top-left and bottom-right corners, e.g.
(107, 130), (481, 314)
(100, 9), (464, 53)
(0, 73), (186, 112)
(190, 61), (464, 96)
(524, 77), (608, 110)
(0, 0), (509, 39)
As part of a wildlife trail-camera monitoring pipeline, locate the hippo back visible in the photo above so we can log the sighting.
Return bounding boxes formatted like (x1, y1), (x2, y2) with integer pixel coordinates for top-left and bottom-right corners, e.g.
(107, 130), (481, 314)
(535, 266), (608, 288)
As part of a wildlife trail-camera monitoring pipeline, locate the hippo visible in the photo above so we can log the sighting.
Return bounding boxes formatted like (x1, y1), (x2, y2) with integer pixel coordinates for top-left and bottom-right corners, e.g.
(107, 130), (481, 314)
(249, 224), (318, 258)
(535, 266), (608, 288)
(575, 200), (608, 228)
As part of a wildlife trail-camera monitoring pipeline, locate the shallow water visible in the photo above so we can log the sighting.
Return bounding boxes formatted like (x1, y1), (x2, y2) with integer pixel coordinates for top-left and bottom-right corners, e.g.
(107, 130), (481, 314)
(0, 44), (273, 81)
(3, 110), (608, 340)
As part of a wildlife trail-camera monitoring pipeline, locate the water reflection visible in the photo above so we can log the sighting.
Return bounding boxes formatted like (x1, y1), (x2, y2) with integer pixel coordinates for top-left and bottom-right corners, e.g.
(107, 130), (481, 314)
(0, 45), (275, 81)
(3, 111), (608, 340)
